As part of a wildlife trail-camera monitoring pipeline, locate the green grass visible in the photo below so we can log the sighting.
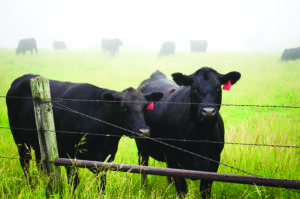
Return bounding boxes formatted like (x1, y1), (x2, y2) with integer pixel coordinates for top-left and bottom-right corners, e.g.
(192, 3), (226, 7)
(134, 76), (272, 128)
(0, 49), (299, 198)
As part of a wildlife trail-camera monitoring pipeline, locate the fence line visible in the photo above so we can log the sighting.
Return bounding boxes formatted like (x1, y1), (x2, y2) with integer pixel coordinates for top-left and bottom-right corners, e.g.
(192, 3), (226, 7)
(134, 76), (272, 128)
(1, 94), (299, 192)
(1, 103), (299, 192)
(1, 95), (300, 109)
(1, 126), (299, 149)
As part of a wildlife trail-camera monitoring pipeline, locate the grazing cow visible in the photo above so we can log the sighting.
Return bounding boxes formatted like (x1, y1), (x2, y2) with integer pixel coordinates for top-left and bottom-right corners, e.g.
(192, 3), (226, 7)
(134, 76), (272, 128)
(6, 74), (163, 193)
(101, 38), (122, 57)
(136, 68), (241, 198)
(281, 47), (300, 61)
(159, 41), (175, 57)
(16, 38), (38, 55)
(53, 40), (67, 50)
(190, 40), (208, 52)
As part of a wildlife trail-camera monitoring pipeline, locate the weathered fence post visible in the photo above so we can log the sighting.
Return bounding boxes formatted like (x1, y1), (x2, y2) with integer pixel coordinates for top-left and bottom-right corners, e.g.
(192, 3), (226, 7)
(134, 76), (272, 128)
(30, 77), (61, 197)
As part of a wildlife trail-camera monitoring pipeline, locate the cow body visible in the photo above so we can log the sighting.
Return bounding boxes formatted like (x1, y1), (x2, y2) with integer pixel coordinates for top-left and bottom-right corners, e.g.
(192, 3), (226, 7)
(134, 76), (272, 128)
(159, 41), (175, 57)
(281, 47), (300, 61)
(101, 38), (122, 57)
(53, 41), (67, 50)
(6, 74), (163, 193)
(16, 38), (38, 55)
(136, 68), (241, 198)
(190, 40), (208, 52)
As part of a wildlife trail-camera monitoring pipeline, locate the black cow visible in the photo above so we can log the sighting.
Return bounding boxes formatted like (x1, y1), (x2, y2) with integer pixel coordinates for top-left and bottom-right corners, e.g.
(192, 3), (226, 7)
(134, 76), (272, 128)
(16, 38), (38, 55)
(53, 40), (67, 51)
(6, 74), (163, 193)
(281, 47), (300, 61)
(101, 38), (122, 57)
(190, 40), (208, 52)
(159, 41), (175, 57)
(136, 68), (241, 198)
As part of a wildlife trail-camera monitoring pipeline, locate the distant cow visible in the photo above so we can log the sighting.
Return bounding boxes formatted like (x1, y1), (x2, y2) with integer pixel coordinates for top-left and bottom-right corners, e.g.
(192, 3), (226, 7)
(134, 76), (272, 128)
(190, 40), (208, 52)
(136, 68), (241, 198)
(16, 38), (38, 55)
(281, 47), (300, 61)
(6, 74), (163, 193)
(101, 38), (122, 56)
(159, 41), (175, 56)
(53, 40), (67, 50)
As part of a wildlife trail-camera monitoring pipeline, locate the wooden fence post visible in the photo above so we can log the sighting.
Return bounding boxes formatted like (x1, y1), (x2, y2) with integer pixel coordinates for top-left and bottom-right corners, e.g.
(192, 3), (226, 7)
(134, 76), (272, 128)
(30, 77), (61, 197)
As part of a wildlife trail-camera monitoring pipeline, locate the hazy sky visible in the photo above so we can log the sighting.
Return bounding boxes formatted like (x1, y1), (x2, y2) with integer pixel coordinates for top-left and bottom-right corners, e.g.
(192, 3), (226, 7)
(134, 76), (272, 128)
(1, 0), (300, 52)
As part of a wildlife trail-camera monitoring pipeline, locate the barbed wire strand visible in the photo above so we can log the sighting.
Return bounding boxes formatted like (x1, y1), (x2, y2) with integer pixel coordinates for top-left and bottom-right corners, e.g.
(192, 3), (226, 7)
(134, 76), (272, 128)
(1, 95), (300, 109)
(0, 126), (299, 148)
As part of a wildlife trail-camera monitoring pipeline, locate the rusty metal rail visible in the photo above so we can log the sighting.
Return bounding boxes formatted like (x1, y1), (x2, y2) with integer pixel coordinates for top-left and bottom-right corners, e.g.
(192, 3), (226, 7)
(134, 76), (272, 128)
(55, 158), (300, 190)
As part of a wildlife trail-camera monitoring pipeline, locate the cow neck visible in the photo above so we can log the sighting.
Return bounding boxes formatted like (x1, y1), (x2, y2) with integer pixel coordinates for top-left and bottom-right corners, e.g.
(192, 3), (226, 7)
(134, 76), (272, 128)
(103, 104), (122, 135)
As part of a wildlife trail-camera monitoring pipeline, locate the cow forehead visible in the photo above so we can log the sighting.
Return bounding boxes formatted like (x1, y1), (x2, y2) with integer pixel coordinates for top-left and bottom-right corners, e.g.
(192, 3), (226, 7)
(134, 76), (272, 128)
(118, 88), (147, 104)
(194, 69), (219, 86)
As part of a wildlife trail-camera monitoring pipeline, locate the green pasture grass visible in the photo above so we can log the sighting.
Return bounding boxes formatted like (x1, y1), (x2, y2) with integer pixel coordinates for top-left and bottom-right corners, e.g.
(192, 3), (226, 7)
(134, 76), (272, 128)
(0, 49), (299, 198)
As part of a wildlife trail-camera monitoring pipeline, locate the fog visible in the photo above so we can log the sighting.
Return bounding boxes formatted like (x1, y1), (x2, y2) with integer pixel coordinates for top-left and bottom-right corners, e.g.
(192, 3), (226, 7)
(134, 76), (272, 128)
(1, 0), (300, 52)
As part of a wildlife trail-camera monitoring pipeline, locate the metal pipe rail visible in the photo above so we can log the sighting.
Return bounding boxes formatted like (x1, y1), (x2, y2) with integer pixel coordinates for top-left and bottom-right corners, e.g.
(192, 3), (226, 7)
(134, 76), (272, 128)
(55, 158), (300, 190)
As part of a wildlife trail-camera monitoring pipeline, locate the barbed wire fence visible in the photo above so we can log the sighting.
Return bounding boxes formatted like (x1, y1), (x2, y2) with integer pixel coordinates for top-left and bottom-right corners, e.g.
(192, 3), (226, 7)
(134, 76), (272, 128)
(0, 95), (299, 192)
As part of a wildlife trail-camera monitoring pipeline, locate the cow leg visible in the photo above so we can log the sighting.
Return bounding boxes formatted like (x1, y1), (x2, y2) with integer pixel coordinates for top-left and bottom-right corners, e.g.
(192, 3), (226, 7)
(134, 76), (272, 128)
(138, 149), (149, 186)
(173, 177), (187, 198)
(167, 161), (187, 198)
(99, 169), (107, 194)
(17, 143), (32, 181)
(200, 154), (221, 199)
(66, 166), (80, 194)
(200, 181), (212, 199)
(89, 167), (107, 194)
(34, 147), (43, 173)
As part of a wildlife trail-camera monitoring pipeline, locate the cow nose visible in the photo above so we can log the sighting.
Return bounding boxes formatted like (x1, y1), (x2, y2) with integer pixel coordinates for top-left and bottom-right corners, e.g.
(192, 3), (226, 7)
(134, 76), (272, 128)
(138, 128), (150, 137)
(202, 107), (216, 118)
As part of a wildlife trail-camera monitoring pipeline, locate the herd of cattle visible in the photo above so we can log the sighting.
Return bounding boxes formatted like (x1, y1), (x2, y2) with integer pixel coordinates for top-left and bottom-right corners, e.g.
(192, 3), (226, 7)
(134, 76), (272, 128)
(6, 67), (241, 198)
(15, 37), (300, 60)
(15, 38), (208, 57)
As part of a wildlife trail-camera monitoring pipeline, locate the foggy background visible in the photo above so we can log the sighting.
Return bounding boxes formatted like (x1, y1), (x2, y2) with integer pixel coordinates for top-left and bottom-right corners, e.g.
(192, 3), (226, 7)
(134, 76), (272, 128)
(1, 0), (300, 52)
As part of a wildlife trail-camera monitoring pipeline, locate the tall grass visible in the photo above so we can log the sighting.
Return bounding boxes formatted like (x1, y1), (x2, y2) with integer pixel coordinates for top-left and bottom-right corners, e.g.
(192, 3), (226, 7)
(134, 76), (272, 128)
(0, 49), (299, 198)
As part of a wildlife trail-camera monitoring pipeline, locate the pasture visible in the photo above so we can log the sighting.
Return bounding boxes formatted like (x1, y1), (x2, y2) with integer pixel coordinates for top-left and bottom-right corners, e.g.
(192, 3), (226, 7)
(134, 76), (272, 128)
(0, 49), (299, 198)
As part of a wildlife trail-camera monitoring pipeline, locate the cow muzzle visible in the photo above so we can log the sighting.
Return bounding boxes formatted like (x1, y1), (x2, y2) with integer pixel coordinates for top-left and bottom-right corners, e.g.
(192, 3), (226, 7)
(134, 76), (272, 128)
(138, 128), (150, 137)
(201, 107), (216, 119)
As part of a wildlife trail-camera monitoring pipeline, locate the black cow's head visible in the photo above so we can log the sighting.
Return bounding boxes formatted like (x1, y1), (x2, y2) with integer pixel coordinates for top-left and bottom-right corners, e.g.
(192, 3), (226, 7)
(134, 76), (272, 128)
(172, 67), (241, 122)
(102, 87), (163, 137)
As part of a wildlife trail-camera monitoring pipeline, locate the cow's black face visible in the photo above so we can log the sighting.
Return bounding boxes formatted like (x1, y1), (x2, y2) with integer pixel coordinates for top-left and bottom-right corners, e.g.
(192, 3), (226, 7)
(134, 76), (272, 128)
(172, 67), (241, 122)
(102, 88), (163, 137)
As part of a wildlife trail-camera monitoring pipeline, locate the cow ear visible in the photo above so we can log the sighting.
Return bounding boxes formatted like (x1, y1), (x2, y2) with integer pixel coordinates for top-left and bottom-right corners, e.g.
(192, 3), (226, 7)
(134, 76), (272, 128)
(172, 73), (194, 86)
(102, 92), (115, 103)
(220, 71), (241, 85)
(145, 92), (163, 102)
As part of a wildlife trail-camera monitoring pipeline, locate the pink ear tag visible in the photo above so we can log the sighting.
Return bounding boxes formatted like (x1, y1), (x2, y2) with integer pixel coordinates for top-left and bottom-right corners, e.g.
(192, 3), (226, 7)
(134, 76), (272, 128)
(147, 101), (154, 110)
(222, 80), (231, 91)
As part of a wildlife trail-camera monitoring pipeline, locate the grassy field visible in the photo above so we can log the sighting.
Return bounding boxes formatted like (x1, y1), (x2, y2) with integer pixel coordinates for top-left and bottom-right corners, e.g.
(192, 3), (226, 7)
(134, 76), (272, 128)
(0, 49), (299, 198)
